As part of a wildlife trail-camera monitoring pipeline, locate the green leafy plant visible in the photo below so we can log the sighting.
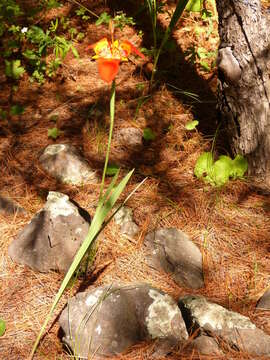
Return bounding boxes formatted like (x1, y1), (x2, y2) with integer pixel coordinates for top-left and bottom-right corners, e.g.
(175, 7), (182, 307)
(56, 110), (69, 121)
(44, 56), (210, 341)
(106, 164), (120, 176)
(96, 11), (135, 30)
(0, 319), (6, 337)
(186, 0), (201, 12)
(75, 7), (90, 21)
(5, 59), (25, 79)
(143, 127), (156, 141)
(145, 0), (190, 86)
(185, 45), (216, 71)
(45, 0), (62, 9)
(23, 25), (79, 82)
(113, 11), (135, 30)
(10, 104), (24, 115)
(48, 127), (61, 139)
(185, 120), (199, 130)
(194, 152), (248, 187)
(0, 108), (8, 120)
(95, 11), (111, 26)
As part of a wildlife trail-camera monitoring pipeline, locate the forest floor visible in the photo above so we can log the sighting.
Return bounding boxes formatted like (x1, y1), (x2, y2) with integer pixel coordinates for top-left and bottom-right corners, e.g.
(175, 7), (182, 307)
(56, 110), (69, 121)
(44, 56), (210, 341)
(1, 1), (270, 359)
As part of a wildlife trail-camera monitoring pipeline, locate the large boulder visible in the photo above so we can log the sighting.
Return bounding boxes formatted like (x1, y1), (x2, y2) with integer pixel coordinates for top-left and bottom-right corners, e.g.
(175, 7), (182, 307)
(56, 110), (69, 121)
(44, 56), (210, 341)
(179, 295), (270, 356)
(8, 191), (90, 272)
(144, 228), (204, 289)
(59, 283), (188, 359)
(39, 144), (98, 185)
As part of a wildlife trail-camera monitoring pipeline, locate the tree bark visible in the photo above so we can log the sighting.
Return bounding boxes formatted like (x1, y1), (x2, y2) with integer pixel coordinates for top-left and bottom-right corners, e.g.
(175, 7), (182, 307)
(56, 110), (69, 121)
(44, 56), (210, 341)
(216, 0), (270, 186)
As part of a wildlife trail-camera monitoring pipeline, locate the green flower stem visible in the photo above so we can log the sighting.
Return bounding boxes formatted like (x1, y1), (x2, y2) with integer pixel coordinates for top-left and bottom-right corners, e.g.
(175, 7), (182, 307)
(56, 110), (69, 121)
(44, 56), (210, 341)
(149, 0), (189, 87)
(99, 79), (116, 203)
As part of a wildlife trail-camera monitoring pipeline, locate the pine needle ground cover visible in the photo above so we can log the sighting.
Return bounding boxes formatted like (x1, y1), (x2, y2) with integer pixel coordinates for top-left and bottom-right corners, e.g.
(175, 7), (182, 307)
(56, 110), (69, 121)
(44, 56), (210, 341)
(1, 1), (270, 359)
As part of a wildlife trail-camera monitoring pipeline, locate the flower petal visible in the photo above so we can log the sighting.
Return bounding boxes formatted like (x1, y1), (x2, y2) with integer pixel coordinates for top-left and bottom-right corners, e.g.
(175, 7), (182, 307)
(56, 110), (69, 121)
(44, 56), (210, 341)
(121, 40), (146, 60)
(86, 38), (111, 57)
(97, 58), (120, 83)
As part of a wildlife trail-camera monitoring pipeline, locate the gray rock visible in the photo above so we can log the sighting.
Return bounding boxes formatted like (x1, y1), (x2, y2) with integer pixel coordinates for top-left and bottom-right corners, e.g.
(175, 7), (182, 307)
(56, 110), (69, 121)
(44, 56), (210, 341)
(179, 295), (270, 356)
(120, 221), (139, 238)
(256, 288), (270, 309)
(59, 283), (188, 359)
(8, 191), (90, 272)
(114, 206), (139, 238)
(144, 228), (204, 289)
(0, 195), (26, 215)
(215, 328), (270, 356)
(117, 127), (143, 150)
(179, 295), (256, 332)
(188, 334), (222, 355)
(39, 144), (98, 185)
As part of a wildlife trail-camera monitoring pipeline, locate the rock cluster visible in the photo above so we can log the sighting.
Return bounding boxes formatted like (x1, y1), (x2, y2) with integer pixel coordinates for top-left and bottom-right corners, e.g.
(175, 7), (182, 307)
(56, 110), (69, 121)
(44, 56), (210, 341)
(7, 143), (270, 359)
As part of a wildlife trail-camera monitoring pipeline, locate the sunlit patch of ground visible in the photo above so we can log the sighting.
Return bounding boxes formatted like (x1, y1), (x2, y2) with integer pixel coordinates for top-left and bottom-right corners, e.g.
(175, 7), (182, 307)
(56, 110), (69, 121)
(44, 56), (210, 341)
(1, 1), (270, 359)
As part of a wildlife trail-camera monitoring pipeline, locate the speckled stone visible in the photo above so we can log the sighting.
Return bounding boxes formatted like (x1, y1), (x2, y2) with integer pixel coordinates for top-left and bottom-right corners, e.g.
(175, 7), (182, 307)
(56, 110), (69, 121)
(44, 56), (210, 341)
(59, 283), (188, 359)
(39, 144), (98, 185)
(144, 228), (204, 289)
(8, 191), (90, 272)
(179, 295), (270, 357)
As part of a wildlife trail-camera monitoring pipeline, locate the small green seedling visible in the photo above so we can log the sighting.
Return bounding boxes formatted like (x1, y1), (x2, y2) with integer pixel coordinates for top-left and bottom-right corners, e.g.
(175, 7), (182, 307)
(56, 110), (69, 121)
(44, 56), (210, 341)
(0, 319), (6, 337)
(185, 120), (199, 130)
(143, 127), (156, 141)
(10, 104), (24, 115)
(106, 164), (120, 176)
(76, 7), (90, 21)
(48, 127), (61, 139)
(5, 59), (25, 79)
(0, 108), (7, 120)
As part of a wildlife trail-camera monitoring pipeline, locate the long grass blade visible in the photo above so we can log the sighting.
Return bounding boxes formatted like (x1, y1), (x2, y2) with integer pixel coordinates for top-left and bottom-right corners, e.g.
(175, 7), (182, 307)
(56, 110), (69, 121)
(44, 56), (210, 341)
(29, 169), (134, 359)
(150, 0), (189, 85)
(160, 0), (189, 51)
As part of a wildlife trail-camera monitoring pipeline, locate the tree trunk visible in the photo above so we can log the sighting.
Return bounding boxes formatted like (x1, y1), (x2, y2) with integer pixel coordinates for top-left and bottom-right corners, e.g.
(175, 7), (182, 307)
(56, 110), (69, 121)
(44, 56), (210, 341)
(216, 0), (270, 186)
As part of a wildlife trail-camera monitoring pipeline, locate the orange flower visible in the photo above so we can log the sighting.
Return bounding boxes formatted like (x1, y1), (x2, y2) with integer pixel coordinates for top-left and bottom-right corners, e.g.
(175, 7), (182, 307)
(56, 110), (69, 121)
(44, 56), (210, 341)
(87, 38), (145, 83)
(97, 58), (120, 83)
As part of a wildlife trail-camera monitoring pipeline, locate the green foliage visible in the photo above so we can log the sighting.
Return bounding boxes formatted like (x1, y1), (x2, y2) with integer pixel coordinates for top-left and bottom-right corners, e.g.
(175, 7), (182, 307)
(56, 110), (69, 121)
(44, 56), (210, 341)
(194, 151), (213, 179)
(0, 319), (6, 337)
(0, 0), (23, 20)
(145, 0), (190, 85)
(0, 108), (8, 120)
(95, 11), (111, 26)
(194, 152), (248, 187)
(75, 7), (90, 21)
(113, 11), (135, 30)
(96, 11), (135, 30)
(10, 104), (24, 115)
(210, 156), (232, 186)
(1, 0), (78, 85)
(143, 127), (156, 141)
(44, 0), (62, 9)
(106, 164), (120, 176)
(186, 0), (201, 12)
(185, 45), (217, 71)
(49, 18), (59, 33)
(5, 60), (25, 79)
(231, 154), (248, 179)
(48, 127), (61, 139)
(185, 120), (199, 130)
